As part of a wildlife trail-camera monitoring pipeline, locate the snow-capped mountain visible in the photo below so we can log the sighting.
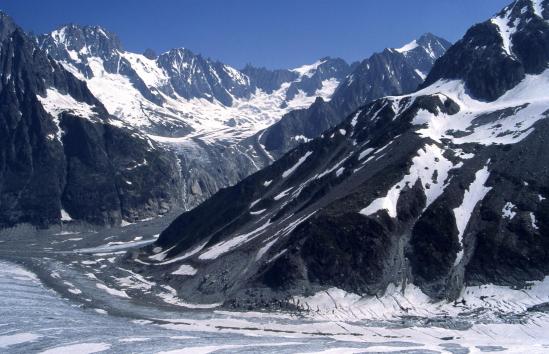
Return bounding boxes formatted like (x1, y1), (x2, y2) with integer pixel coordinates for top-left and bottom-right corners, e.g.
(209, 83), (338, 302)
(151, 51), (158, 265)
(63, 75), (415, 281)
(252, 33), (451, 159)
(131, 0), (549, 309)
(32, 24), (367, 213)
(37, 24), (449, 212)
(331, 33), (451, 118)
(0, 13), (181, 227)
(38, 26), (354, 142)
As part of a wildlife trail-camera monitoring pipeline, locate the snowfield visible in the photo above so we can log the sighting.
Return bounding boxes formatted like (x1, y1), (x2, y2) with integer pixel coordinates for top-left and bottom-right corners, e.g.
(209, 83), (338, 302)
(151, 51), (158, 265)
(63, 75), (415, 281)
(57, 50), (341, 144)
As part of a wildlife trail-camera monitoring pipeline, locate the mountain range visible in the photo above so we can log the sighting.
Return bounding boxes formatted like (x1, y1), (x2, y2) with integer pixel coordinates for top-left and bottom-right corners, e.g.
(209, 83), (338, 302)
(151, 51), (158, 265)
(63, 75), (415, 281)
(0, 12), (449, 227)
(129, 0), (549, 309)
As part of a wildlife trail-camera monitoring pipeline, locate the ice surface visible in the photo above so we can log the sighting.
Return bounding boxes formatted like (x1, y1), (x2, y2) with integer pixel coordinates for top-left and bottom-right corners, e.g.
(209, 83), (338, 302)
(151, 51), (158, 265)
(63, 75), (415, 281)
(39, 342), (111, 354)
(3, 258), (549, 353)
(0, 333), (41, 349)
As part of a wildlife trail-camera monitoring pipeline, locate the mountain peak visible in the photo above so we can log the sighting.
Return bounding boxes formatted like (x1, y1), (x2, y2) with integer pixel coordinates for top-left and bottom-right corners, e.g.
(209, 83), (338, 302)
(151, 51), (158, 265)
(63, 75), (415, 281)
(0, 11), (17, 41)
(143, 48), (157, 60)
(160, 47), (197, 59)
(46, 24), (122, 52)
(422, 0), (549, 101)
(417, 32), (452, 47)
(394, 33), (451, 58)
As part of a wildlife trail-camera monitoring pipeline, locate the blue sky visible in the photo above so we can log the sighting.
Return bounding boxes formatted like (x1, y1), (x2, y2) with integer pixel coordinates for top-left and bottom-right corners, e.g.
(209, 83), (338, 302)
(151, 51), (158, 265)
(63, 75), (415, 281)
(3, 0), (511, 69)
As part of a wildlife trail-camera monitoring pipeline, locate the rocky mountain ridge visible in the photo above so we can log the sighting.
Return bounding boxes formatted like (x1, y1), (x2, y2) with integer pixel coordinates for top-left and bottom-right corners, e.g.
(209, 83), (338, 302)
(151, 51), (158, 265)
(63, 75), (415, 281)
(0, 12), (182, 227)
(253, 33), (451, 159)
(0, 11), (450, 227)
(38, 25), (354, 142)
(34, 22), (450, 213)
(131, 0), (549, 309)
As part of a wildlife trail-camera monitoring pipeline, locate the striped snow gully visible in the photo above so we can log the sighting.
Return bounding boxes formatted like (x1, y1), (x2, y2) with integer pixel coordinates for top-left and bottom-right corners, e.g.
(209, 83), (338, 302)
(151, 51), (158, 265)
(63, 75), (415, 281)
(453, 164), (492, 266)
(491, 11), (517, 56)
(360, 144), (455, 218)
(282, 151), (313, 178)
(152, 241), (208, 265)
(198, 221), (272, 260)
(414, 69), (426, 80)
(274, 187), (293, 200)
(532, 0), (546, 19)
(255, 211), (318, 262)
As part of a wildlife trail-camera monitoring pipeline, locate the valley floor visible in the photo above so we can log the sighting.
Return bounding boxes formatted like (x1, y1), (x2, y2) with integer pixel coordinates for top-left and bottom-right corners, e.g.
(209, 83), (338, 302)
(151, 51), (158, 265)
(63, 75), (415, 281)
(1, 218), (548, 354)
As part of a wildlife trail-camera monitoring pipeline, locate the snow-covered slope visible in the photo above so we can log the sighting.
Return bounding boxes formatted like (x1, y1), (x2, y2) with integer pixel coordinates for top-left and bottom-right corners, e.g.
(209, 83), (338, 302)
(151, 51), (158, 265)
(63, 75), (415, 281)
(130, 0), (549, 310)
(38, 25), (449, 211)
(34, 25), (361, 211)
(39, 26), (352, 143)
(252, 33), (452, 160)
(0, 13), (182, 227)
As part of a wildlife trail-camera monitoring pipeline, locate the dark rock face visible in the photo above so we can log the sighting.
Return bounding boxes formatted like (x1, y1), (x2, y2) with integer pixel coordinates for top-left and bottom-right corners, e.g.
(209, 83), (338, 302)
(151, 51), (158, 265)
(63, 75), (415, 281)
(60, 115), (181, 225)
(132, 0), (549, 308)
(259, 98), (340, 153)
(37, 23), (360, 211)
(464, 121), (549, 286)
(254, 33), (451, 159)
(156, 48), (252, 106)
(284, 57), (355, 101)
(0, 13), (181, 228)
(331, 33), (451, 118)
(268, 212), (399, 295)
(143, 48), (157, 60)
(403, 33), (451, 75)
(241, 65), (298, 93)
(423, 0), (549, 101)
